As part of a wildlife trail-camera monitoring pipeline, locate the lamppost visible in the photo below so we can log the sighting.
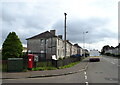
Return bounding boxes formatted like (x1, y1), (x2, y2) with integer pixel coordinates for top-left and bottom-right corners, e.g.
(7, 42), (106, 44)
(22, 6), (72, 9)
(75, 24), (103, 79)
(64, 13), (67, 58)
(83, 31), (88, 58)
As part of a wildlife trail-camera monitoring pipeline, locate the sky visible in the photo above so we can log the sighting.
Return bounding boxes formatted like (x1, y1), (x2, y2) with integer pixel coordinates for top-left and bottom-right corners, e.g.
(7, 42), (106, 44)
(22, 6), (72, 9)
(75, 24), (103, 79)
(1, 0), (119, 51)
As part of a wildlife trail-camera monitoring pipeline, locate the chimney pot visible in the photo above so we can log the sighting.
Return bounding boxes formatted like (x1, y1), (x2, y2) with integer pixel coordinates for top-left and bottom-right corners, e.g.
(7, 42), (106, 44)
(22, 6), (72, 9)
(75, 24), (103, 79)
(50, 30), (55, 36)
(58, 35), (62, 39)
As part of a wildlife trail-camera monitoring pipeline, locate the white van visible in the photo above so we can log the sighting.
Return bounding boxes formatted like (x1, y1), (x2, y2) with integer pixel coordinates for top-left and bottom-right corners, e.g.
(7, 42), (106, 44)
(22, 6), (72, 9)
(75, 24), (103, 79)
(89, 50), (100, 62)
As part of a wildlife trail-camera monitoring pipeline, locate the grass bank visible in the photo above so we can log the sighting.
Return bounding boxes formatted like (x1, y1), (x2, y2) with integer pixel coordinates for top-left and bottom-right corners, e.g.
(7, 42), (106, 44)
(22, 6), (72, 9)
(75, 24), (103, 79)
(31, 61), (80, 71)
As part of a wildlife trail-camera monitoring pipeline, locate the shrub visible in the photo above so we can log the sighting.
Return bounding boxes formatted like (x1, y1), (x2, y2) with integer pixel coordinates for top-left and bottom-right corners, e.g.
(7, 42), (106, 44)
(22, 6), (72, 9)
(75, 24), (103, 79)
(2, 32), (23, 60)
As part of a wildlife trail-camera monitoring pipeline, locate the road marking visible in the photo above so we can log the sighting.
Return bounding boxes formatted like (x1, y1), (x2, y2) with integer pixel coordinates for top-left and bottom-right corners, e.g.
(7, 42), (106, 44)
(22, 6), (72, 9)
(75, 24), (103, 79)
(85, 82), (89, 85)
(111, 62), (115, 64)
(102, 57), (118, 65)
(85, 76), (87, 79)
(84, 72), (87, 75)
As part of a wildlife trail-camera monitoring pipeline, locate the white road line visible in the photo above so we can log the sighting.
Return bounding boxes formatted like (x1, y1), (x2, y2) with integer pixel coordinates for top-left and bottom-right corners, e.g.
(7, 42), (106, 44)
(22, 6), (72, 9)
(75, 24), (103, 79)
(102, 57), (118, 65)
(85, 76), (87, 79)
(84, 72), (87, 75)
(85, 82), (89, 85)
(111, 62), (115, 64)
(114, 59), (118, 61)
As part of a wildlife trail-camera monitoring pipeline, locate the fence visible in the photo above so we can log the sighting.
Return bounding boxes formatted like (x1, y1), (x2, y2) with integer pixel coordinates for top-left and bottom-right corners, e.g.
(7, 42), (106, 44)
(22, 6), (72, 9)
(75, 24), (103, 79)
(27, 57), (81, 68)
(2, 60), (7, 72)
(52, 57), (81, 68)
(2, 56), (82, 72)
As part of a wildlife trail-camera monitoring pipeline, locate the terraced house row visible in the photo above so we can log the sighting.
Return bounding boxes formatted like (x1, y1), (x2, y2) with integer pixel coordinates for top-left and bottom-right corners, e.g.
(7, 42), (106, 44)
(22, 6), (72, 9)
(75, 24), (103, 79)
(104, 43), (120, 56)
(26, 30), (87, 61)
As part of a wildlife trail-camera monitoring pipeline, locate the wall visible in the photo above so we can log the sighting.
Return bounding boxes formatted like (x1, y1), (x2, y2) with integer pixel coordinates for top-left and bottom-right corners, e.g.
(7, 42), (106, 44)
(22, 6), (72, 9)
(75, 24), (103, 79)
(27, 39), (41, 53)
(27, 37), (57, 60)
(66, 42), (72, 57)
(71, 45), (77, 55)
(56, 38), (64, 59)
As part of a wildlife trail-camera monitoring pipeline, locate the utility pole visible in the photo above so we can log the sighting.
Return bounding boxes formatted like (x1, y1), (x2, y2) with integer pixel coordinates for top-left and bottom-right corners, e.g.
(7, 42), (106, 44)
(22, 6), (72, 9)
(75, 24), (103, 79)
(83, 31), (88, 58)
(83, 32), (85, 58)
(64, 13), (67, 58)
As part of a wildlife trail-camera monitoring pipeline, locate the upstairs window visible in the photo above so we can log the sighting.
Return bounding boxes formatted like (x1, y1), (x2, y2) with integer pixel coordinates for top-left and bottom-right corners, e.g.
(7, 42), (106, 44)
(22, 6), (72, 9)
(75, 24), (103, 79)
(41, 39), (44, 43)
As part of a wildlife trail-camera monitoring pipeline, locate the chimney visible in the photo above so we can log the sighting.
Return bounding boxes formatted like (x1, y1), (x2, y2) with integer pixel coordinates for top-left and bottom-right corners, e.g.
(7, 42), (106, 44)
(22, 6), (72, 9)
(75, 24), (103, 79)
(58, 35), (62, 39)
(66, 40), (69, 42)
(50, 30), (55, 36)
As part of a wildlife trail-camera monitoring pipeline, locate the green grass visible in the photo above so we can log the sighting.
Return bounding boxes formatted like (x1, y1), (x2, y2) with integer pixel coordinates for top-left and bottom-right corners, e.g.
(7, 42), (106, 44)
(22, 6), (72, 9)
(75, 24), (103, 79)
(32, 66), (57, 71)
(32, 61), (80, 71)
(58, 61), (80, 69)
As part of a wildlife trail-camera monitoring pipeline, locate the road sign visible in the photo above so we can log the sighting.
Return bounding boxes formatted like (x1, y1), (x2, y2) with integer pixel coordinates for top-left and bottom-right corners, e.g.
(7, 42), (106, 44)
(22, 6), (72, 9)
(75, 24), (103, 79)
(34, 55), (38, 62)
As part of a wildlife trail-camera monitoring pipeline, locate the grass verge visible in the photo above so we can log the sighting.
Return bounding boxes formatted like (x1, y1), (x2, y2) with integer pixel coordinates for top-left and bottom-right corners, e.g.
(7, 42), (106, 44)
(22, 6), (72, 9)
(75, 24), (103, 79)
(32, 67), (57, 71)
(32, 61), (80, 71)
(58, 61), (80, 69)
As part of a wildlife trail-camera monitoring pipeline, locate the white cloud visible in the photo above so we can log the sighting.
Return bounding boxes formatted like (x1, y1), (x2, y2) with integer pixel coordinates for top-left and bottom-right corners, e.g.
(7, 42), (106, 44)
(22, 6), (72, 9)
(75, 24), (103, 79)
(1, 0), (119, 50)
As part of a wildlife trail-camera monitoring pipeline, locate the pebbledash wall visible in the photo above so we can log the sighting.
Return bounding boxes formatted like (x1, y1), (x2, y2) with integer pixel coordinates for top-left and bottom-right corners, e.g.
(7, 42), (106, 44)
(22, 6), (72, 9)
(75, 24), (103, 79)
(27, 37), (56, 60)
(26, 30), (84, 61)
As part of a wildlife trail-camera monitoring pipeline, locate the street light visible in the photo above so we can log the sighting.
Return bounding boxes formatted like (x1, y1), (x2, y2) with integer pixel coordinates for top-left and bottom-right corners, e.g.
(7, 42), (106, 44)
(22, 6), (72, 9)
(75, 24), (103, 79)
(83, 31), (88, 58)
(64, 13), (67, 58)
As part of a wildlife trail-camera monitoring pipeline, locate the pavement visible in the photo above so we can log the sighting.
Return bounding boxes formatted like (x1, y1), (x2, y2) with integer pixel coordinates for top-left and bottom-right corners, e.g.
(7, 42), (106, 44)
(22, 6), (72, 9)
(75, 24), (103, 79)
(2, 58), (89, 79)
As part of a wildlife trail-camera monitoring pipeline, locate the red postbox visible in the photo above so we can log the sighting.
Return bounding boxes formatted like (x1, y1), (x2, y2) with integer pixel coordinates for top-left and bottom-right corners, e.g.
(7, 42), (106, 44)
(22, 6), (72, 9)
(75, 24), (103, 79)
(27, 54), (33, 70)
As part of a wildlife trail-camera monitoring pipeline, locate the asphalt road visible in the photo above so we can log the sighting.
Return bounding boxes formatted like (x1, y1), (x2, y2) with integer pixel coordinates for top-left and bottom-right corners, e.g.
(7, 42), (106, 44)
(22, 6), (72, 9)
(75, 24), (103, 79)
(2, 56), (119, 84)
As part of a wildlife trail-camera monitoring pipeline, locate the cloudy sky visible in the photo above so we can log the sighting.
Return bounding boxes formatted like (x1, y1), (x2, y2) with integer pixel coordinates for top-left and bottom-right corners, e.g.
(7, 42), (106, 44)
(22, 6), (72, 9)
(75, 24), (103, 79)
(1, 0), (119, 51)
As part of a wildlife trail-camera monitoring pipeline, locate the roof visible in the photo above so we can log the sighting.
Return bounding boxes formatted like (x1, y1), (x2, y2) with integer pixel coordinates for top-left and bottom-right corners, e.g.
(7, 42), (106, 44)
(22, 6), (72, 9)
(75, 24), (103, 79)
(66, 40), (73, 45)
(74, 43), (81, 48)
(26, 31), (57, 40)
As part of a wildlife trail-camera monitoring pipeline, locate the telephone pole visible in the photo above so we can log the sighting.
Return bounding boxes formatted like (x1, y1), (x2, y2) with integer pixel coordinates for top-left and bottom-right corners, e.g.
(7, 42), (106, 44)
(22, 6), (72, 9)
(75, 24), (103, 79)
(64, 13), (67, 58)
(83, 31), (88, 58)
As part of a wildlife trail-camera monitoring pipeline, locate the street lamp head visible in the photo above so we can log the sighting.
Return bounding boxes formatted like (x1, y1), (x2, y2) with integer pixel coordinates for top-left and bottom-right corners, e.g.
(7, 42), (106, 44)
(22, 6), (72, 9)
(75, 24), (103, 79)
(64, 13), (67, 15)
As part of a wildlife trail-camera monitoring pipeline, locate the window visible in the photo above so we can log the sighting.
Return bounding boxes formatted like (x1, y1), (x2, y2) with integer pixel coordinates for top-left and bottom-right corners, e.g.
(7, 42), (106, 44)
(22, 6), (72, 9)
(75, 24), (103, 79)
(58, 49), (59, 56)
(58, 39), (59, 45)
(41, 39), (44, 43)
(46, 39), (48, 43)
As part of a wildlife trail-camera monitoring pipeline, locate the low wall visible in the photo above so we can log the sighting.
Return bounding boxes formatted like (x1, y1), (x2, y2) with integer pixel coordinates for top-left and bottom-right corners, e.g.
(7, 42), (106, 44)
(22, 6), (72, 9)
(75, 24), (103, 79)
(52, 57), (81, 68)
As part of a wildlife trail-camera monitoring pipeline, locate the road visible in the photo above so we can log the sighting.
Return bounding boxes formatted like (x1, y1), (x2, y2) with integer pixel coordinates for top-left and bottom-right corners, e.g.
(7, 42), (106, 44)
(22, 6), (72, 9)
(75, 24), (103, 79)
(2, 55), (119, 85)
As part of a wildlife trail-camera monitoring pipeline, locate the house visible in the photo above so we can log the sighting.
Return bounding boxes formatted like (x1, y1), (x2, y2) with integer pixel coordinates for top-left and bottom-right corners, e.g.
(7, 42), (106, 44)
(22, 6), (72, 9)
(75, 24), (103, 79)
(104, 44), (120, 56)
(26, 30), (84, 61)
(74, 43), (83, 56)
(66, 40), (72, 57)
(27, 30), (58, 60)
(71, 44), (77, 56)
(27, 30), (73, 60)
(22, 47), (27, 53)
(56, 35), (64, 59)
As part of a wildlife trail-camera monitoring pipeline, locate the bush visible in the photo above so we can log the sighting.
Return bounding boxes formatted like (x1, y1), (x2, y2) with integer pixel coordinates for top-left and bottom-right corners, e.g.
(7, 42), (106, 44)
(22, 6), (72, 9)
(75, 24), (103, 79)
(2, 32), (23, 60)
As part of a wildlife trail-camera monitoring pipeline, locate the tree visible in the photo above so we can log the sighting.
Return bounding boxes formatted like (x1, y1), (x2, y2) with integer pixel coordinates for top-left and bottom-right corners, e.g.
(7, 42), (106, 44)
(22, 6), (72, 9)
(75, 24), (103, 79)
(2, 32), (23, 60)
(101, 45), (110, 54)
